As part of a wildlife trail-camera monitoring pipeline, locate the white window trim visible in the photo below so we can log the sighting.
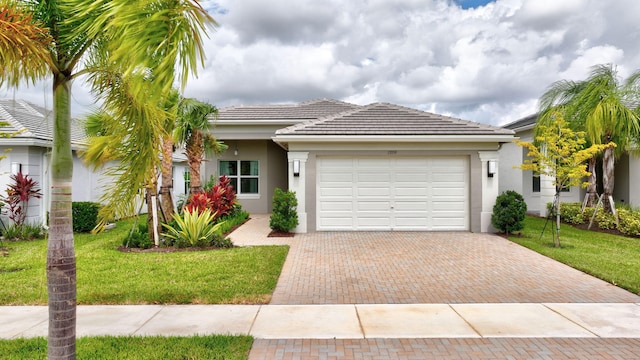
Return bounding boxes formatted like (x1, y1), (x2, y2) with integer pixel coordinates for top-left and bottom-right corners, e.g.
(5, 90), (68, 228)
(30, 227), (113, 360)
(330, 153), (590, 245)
(220, 160), (260, 196)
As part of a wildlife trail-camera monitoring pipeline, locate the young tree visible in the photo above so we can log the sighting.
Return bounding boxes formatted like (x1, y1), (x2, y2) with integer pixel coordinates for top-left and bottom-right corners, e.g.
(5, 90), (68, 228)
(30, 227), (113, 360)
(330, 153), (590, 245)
(538, 64), (640, 211)
(516, 112), (613, 247)
(173, 98), (227, 194)
(0, 1), (215, 358)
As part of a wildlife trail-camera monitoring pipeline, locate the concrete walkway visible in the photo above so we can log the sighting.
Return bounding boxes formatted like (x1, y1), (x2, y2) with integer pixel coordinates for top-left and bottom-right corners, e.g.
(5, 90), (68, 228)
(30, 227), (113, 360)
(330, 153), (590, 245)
(3, 303), (640, 340)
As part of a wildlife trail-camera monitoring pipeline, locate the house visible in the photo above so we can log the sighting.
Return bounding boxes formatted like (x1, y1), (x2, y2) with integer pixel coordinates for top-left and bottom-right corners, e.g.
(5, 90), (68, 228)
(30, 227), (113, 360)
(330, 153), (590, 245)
(0, 99), (190, 226)
(499, 114), (640, 216)
(206, 99), (515, 233)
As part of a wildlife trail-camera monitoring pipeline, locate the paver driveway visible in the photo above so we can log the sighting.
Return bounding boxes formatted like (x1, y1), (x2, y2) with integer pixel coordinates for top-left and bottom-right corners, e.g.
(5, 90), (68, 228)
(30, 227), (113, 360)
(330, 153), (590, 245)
(231, 215), (640, 359)
(232, 215), (640, 305)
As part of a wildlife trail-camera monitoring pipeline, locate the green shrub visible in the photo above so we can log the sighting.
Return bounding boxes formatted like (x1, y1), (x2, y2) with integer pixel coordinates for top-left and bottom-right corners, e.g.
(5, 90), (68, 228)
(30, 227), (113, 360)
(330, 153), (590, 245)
(1, 223), (45, 241)
(269, 188), (298, 233)
(557, 203), (587, 224)
(216, 209), (249, 235)
(595, 211), (618, 230)
(162, 209), (222, 248)
(122, 223), (153, 249)
(618, 208), (640, 236)
(491, 190), (527, 234)
(72, 202), (101, 233)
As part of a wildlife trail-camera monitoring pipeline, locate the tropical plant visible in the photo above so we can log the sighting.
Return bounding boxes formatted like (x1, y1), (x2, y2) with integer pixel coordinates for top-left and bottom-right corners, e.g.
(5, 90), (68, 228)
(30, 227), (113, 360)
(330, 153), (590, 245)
(538, 64), (640, 211)
(162, 208), (222, 248)
(491, 190), (527, 235)
(0, 1), (215, 358)
(173, 98), (227, 194)
(183, 175), (236, 220)
(269, 188), (298, 233)
(516, 112), (613, 247)
(5, 172), (42, 226)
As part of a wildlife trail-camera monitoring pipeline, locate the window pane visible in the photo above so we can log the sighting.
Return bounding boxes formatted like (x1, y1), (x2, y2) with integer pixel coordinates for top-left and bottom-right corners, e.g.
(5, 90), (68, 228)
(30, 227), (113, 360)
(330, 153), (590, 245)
(240, 161), (259, 176)
(240, 178), (258, 194)
(229, 177), (238, 192)
(532, 175), (540, 193)
(219, 161), (237, 176)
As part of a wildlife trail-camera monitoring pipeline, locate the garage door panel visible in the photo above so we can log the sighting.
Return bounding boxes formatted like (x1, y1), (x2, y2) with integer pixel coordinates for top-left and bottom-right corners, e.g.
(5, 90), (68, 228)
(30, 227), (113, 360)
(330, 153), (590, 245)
(320, 187), (353, 197)
(319, 201), (352, 211)
(357, 201), (391, 211)
(319, 173), (353, 182)
(317, 156), (468, 231)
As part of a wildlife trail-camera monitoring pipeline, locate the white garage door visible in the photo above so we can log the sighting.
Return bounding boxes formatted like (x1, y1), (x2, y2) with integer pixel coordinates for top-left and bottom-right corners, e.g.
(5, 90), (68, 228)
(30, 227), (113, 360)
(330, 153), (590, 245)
(317, 156), (469, 231)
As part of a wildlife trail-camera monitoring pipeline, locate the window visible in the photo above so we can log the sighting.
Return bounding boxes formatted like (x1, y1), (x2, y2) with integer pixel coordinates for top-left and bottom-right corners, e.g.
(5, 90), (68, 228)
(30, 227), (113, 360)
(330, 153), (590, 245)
(532, 173), (541, 193)
(184, 170), (190, 194)
(219, 160), (259, 195)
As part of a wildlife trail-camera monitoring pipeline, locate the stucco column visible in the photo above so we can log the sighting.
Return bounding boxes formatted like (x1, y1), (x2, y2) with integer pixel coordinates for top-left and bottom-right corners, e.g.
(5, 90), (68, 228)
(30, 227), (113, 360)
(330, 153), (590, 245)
(539, 173), (555, 218)
(478, 151), (499, 233)
(288, 152), (308, 233)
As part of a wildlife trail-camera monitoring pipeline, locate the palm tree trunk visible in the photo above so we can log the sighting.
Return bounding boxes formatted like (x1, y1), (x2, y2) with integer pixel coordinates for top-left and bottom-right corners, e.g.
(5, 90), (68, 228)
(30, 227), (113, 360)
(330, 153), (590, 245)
(585, 157), (598, 207)
(187, 130), (203, 194)
(47, 74), (76, 360)
(159, 136), (175, 222)
(602, 146), (615, 213)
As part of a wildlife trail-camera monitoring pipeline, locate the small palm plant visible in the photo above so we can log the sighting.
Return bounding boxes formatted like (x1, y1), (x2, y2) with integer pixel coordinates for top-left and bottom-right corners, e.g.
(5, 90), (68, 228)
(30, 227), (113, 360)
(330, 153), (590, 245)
(162, 208), (222, 248)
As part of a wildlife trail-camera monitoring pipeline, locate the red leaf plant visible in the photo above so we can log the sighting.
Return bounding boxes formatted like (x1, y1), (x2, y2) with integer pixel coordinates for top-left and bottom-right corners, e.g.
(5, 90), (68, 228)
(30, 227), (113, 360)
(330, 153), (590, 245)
(5, 172), (43, 226)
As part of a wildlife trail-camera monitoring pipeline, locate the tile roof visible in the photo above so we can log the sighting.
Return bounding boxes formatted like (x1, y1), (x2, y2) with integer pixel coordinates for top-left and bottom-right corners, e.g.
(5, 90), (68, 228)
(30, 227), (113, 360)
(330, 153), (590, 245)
(502, 113), (537, 131)
(217, 98), (360, 121)
(0, 99), (86, 144)
(276, 102), (514, 136)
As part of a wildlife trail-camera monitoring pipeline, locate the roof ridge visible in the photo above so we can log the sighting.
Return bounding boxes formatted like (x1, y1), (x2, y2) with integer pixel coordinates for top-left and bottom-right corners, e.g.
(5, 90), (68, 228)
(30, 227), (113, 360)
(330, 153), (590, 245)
(275, 103), (368, 135)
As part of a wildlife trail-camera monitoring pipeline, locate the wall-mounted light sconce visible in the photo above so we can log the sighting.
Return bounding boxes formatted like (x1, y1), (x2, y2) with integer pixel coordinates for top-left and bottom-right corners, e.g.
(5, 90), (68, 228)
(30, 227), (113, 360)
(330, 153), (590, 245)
(487, 160), (496, 178)
(11, 162), (22, 175)
(233, 144), (238, 156)
(293, 160), (300, 177)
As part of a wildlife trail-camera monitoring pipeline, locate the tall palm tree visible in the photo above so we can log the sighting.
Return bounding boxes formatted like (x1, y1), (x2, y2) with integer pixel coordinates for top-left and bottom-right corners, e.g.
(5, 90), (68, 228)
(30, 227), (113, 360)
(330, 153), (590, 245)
(0, 1), (215, 358)
(538, 64), (640, 211)
(173, 98), (227, 195)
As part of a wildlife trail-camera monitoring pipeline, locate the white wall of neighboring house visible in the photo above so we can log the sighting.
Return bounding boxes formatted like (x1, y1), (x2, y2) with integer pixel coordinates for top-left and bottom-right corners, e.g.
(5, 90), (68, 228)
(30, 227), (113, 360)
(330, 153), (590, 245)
(0, 145), (46, 226)
(499, 128), (582, 217)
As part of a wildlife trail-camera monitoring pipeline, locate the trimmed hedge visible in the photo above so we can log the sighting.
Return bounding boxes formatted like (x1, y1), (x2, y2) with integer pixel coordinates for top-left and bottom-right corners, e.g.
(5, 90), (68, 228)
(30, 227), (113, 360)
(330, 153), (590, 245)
(72, 202), (101, 233)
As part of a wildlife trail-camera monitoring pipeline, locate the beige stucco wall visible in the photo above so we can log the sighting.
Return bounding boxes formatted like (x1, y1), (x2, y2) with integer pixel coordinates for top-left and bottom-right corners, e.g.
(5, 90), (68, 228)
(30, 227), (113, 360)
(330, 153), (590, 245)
(208, 140), (287, 213)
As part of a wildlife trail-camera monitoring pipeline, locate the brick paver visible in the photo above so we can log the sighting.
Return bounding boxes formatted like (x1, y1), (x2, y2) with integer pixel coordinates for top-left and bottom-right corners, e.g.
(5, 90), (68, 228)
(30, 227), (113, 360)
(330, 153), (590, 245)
(230, 215), (640, 358)
(249, 338), (640, 360)
(268, 231), (639, 304)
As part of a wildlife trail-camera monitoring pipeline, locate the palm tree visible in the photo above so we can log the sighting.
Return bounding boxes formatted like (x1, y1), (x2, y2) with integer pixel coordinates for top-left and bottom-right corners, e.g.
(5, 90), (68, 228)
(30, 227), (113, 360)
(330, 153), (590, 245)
(159, 90), (181, 223)
(0, 1), (215, 358)
(173, 98), (227, 195)
(538, 64), (640, 212)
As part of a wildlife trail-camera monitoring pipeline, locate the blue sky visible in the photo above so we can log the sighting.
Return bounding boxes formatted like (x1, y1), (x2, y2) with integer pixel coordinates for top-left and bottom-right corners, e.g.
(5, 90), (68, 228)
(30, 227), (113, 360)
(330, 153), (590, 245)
(3, 0), (639, 126)
(455, 0), (495, 9)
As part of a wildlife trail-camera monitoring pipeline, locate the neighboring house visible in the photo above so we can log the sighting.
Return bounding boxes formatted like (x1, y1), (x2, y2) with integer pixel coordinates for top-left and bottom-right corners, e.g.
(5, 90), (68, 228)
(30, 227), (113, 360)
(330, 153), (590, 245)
(0, 99), (190, 226)
(499, 114), (640, 216)
(207, 99), (515, 233)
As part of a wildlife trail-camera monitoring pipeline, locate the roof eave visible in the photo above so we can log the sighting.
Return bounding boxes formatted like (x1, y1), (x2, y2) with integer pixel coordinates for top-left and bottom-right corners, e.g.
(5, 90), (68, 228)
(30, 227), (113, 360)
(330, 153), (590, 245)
(272, 134), (516, 144)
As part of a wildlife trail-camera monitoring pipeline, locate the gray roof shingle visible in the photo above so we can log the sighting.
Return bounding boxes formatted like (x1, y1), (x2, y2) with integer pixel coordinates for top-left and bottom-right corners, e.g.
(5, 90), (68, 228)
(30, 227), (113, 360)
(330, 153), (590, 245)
(0, 99), (86, 144)
(217, 98), (360, 121)
(502, 113), (537, 131)
(276, 102), (514, 136)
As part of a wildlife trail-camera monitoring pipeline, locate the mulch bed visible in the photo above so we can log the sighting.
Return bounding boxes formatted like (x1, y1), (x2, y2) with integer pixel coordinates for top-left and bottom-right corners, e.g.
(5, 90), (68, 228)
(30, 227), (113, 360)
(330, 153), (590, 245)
(268, 230), (295, 238)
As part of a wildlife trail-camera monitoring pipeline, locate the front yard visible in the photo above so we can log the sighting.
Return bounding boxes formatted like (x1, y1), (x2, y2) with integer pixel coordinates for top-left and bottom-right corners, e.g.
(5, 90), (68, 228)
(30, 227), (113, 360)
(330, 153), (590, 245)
(0, 216), (288, 305)
(509, 215), (640, 296)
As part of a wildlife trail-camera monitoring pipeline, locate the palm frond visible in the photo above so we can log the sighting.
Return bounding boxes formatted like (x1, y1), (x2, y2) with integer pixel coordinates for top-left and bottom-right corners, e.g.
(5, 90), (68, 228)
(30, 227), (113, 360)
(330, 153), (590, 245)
(0, 1), (54, 86)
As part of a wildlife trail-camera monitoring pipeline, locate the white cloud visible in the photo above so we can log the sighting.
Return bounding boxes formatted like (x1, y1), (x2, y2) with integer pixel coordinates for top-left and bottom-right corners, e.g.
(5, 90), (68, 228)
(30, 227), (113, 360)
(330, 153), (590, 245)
(4, 0), (640, 126)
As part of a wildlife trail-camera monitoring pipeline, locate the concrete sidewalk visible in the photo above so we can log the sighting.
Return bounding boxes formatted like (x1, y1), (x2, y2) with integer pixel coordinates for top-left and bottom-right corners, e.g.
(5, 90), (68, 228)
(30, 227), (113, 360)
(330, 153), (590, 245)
(3, 303), (640, 340)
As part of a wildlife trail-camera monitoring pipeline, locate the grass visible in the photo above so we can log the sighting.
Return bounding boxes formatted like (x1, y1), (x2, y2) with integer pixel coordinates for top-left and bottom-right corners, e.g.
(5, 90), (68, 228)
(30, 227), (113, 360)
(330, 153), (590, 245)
(0, 335), (253, 360)
(0, 216), (289, 305)
(509, 215), (640, 295)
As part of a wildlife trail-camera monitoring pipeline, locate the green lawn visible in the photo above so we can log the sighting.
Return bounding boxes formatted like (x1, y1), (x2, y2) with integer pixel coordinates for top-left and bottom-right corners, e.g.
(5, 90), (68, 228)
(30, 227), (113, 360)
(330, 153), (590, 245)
(0, 335), (253, 360)
(0, 217), (288, 305)
(509, 215), (640, 295)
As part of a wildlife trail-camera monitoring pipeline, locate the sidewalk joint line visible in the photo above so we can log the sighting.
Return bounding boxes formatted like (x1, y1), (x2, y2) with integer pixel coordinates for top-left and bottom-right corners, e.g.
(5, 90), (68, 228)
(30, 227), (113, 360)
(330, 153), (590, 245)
(132, 305), (165, 336)
(354, 305), (367, 339)
(542, 303), (600, 338)
(448, 304), (483, 338)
